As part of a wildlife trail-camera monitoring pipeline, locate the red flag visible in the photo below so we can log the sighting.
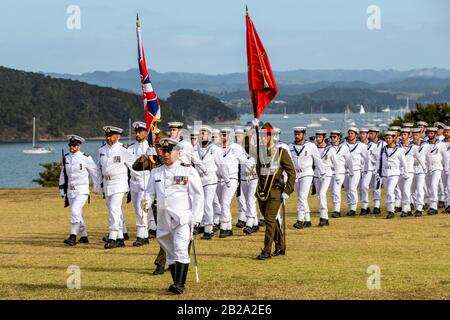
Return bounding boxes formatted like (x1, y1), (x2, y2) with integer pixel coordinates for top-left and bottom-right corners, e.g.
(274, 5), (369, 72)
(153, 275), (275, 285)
(246, 9), (278, 120)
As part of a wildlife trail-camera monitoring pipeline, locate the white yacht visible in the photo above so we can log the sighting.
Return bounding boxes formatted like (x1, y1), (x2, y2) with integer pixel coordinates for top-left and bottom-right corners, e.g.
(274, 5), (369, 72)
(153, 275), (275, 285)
(22, 117), (53, 154)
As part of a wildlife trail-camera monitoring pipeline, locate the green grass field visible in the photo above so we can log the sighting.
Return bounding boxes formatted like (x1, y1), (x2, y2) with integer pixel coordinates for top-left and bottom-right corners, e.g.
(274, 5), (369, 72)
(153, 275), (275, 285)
(0, 187), (449, 300)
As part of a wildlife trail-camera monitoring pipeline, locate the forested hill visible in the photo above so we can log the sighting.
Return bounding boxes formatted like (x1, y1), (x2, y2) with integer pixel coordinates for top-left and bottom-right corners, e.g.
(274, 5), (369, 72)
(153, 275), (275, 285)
(0, 67), (237, 143)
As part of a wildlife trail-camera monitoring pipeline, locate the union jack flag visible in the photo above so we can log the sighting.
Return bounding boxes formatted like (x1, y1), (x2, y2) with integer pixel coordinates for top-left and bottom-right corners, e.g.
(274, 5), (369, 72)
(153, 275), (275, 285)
(136, 15), (161, 142)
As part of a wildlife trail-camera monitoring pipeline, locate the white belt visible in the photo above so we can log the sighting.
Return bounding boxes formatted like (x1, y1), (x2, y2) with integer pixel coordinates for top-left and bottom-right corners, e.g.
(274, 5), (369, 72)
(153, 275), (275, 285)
(104, 175), (125, 181)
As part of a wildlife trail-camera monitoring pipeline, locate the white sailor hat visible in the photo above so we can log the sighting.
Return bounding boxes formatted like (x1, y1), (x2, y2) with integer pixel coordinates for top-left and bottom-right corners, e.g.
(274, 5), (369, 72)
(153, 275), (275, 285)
(348, 127), (359, 134)
(220, 127), (233, 134)
(190, 132), (199, 137)
(330, 130), (341, 136)
(384, 131), (396, 137)
(103, 126), (123, 135)
(444, 125), (450, 131)
(400, 127), (411, 133)
(159, 138), (182, 151)
(426, 127), (438, 132)
(434, 122), (446, 129)
(402, 123), (414, 128)
(388, 126), (401, 132)
(293, 126), (306, 132)
(67, 134), (85, 145)
(315, 129), (327, 135)
(212, 129), (220, 137)
(411, 128), (422, 133)
(417, 121), (428, 127)
(132, 121), (147, 131)
(243, 126), (252, 133)
(235, 128), (245, 135)
(368, 127), (380, 132)
(200, 125), (212, 134)
(167, 121), (184, 129)
(359, 128), (369, 133)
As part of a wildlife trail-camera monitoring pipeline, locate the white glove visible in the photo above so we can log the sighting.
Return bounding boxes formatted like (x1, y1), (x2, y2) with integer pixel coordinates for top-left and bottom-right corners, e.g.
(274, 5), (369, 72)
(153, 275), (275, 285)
(281, 192), (289, 204)
(141, 199), (149, 213)
(59, 189), (65, 198)
(251, 118), (259, 128)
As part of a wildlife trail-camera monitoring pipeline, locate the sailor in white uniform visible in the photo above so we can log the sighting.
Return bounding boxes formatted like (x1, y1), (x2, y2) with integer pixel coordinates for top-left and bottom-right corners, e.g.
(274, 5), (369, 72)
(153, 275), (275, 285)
(143, 138), (204, 294)
(375, 131), (408, 219)
(367, 128), (386, 214)
(425, 127), (447, 215)
(95, 126), (135, 249)
(443, 125), (450, 213)
(359, 128), (377, 215)
(398, 128), (426, 217)
(410, 128), (430, 216)
(128, 121), (157, 246)
(330, 130), (354, 218)
(194, 125), (228, 240)
(60, 135), (98, 246)
(235, 128), (248, 228)
(289, 127), (325, 228)
(435, 122), (447, 208)
(211, 129), (222, 228)
(344, 127), (369, 216)
(313, 130), (338, 226)
(217, 128), (255, 238)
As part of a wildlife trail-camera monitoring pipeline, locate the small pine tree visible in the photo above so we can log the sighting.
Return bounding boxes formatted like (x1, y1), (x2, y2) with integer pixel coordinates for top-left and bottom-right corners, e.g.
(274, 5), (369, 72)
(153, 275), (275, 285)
(33, 162), (62, 187)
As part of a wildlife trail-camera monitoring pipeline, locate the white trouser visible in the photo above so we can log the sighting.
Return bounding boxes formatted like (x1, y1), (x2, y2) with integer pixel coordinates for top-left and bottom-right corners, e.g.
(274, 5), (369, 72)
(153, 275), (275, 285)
(314, 176), (331, 219)
(372, 174), (382, 209)
(105, 192), (125, 240)
(398, 173), (413, 212)
(412, 174), (426, 211)
(241, 179), (258, 227)
(202, 183), (218, 227)
(157, 224), (191, 265)
(68, 194), (89, 236)
(394, 184), (402, 208)
(213, 190), (221, 226)
(217, 179), (238, 229)
(382, 176), (399, 213)
(331, 173), (345, 212)
(295, 176), (313, 222)
(237, 182), (247, 222)
(446, 172), (450, 206)
(360, 171), (373, 210)
(438, 173), (445, 202)
(344, 170), (361, 211)
(131, 191), (148, 239)
(426, 170), (443, 210)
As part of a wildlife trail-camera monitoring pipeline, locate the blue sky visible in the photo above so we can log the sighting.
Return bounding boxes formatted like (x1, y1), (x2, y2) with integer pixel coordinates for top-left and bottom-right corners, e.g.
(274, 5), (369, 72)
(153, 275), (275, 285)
(0, 0), (448, 74)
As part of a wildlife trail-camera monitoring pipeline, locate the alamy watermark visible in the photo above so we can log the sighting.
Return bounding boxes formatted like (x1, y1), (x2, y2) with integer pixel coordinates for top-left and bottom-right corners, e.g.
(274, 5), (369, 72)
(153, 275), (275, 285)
(367, 5), (381, 30)
(366, 265), (381, 290)
(66, 265), (81, 289)
(66, 5), (81, 30)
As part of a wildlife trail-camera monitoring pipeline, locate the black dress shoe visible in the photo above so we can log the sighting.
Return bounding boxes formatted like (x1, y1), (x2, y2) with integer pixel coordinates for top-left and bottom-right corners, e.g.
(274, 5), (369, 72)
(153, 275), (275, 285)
(414, 210), (422, 217)
(251, 225), (260, 233)
(148, 229), (157, 239)
(427, 208), (437, 215)
(256, 251), (272, 260)
(258, 219), (266, 227)
(123, 233), (129, 241)
(400, 211), (408, 217)
(104, 239), (118, 249)
(386, 212), (395, 219)
(293, 220), (304, 229)
(102, 235), (109, 243)
(64, 234), (77, 246)
(360, 208), (367, 216)
(143, 238), (149, 244)
(318, 218), (329, 227)
(133, 237), (147, 247)
(373, 207), (381, 215)
(200, 232), (213, 240)
(446, 206), (450, 214)
(406, 211), (413, 217)
(394, 207), (401, 213)
(153, 265), (165, 275)
(243, 226), (253, 235)
(366, 208), (372, 215)
(423, 204), (429, 210)
(438, 201), (445, 209)
(77, 236), (89, 244)
(346, 210), (356, 217)
(213, 223), (220, 232)
(303, 221), (312, 228)
(235, 220), (246, 228)
(331, 211), (341, 218)
(219, 229), (233, 238)
(116, 239), (125, 247)
(272, 249), (285, 256)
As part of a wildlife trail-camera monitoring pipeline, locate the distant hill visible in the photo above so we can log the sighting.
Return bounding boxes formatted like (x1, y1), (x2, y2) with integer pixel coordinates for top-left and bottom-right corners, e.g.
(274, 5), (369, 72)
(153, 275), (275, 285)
(166, 89), (237, 123)
(419, 85), (450, 103)
(47, 68), (450, 98)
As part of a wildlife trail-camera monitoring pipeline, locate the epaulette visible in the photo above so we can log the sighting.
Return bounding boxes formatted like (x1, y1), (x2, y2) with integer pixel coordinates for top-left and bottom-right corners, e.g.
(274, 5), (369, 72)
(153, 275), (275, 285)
(83, 152), (90, 157)
(64, 152), (70, 157)
(180, 163), (191, 167)
(122, 144), (129, 149)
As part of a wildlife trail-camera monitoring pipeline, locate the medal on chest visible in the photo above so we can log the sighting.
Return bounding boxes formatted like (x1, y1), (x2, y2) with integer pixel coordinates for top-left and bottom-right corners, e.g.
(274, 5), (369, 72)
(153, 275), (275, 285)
(174, 176), (189, 185)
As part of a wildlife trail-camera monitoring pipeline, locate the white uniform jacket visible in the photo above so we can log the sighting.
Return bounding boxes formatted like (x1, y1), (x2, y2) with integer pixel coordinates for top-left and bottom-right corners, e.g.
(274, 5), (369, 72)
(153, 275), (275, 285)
(59, 151), (98, 197)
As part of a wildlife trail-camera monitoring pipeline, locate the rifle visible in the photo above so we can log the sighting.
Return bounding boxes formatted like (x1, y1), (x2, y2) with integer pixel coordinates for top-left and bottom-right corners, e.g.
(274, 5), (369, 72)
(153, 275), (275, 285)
(375, 146), (385, 190)
(61, 149), (70, 207)
(126, 168), (132, 203)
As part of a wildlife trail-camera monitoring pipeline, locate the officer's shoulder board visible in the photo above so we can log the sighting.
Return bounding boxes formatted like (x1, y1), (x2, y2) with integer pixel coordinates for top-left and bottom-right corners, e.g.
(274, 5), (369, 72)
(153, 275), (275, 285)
(180, 163), (191, 167)
(83, 152), (90, 157)
(64, 152), (70, 157)
(122, 144), (129, 149)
